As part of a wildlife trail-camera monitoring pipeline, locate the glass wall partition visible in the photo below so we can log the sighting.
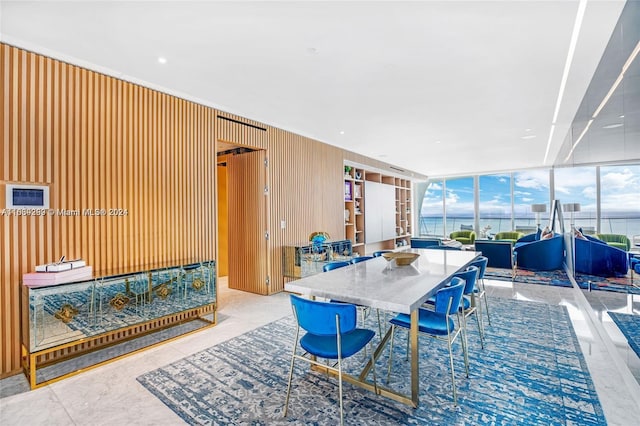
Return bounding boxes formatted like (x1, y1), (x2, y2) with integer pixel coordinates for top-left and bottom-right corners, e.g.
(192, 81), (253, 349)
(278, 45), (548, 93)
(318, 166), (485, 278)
(600, 164), (640, 237)
(554, 166), (597, 232)
(478, 174), (512, 237)
(444, 177), (474, 237)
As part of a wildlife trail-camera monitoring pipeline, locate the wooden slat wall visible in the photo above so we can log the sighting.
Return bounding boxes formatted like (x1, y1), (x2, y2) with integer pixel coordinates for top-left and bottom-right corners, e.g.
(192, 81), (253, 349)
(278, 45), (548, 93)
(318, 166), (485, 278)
(266, 128), (345, 294)
(0, 44), (216, 377)
(216, 113), (268, 149)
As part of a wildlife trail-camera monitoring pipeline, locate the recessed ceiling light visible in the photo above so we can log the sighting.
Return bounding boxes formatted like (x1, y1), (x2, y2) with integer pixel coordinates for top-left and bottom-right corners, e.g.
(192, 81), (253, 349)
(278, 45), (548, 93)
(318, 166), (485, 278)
(521, 135), (537, 140)
(157, 57), (167, 64)
(602, 123), (623, 129)
(339, 131), (345, 135)
(435, 140), (441, 144)
(525, 128), (532, 132)
(619, 115), (625, 118)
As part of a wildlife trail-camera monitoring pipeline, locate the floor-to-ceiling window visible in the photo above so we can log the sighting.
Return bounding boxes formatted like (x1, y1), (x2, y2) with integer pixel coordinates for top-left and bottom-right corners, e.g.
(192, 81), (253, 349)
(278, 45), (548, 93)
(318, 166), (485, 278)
(513, 169), (551, 232)
(478, 174), (512, 236)
(420, 163), (639, 241)
(600, 164), (640, 237)
(419, 180), (444, 236)
(444, 177), (474, 237)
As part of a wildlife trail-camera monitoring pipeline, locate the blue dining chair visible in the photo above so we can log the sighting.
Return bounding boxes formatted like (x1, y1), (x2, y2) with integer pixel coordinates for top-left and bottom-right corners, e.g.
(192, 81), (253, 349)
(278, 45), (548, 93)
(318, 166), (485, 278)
(386, 278), (468, 405)
(453, 266), (484, 348)
(469, 256), (491, 326)
(373, 250), (392, 257)
(324, 258), (382, 337)
(323, 261), (351, 272)
(350, 255), (373, 264)
(285, 295), (377, 425)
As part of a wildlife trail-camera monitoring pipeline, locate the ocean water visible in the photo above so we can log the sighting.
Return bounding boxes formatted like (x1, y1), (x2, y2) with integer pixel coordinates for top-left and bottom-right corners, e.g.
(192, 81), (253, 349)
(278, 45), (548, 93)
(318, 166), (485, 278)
(419, 216), (640, 242)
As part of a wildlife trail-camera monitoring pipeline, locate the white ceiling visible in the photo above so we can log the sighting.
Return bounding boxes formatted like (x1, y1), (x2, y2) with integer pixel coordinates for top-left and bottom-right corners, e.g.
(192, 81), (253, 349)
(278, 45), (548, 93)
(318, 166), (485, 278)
(0, 1), (627, 178)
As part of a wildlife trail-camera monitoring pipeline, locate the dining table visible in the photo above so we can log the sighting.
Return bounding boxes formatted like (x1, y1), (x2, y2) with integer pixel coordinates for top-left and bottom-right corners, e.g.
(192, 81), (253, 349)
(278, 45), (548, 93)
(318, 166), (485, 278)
(284, 247), (481, 407)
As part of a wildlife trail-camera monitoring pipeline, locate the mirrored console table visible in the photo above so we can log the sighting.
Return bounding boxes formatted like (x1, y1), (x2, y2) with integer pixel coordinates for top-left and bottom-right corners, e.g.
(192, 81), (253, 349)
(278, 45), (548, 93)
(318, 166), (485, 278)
(283, 239), (352, 278)
(21, 260), (216, 388)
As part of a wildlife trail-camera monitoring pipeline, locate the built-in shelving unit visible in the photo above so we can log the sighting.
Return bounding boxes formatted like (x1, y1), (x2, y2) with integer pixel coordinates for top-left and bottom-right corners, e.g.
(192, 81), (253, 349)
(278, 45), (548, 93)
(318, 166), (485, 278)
(344, 165), (412, 256)
(344, 167), (366, 256)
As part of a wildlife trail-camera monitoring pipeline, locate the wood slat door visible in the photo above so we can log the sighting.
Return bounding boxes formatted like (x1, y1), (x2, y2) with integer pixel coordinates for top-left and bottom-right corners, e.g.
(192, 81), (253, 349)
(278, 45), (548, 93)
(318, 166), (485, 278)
(226, 150), (270, 294)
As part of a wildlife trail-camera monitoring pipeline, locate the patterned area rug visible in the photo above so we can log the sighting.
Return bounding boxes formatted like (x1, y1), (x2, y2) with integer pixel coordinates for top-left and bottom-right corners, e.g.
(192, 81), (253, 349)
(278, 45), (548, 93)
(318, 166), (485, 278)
(137, 298), (605, 425)
(485, 267), (573, 288)
(486, 267), (640, 294)
(575, 272), (640, 295)
(608, 312), (640, 359)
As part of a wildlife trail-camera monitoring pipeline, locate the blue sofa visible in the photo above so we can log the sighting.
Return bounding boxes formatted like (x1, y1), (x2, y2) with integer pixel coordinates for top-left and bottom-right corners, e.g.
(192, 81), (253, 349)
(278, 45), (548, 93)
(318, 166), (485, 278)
(575, 235), (629, 277)
(513, 233), (565, 271)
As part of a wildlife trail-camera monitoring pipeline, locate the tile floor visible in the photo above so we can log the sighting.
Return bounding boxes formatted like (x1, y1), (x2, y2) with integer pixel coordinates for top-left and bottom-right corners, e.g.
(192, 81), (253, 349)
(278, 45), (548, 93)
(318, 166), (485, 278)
(1, 275), (640, 425)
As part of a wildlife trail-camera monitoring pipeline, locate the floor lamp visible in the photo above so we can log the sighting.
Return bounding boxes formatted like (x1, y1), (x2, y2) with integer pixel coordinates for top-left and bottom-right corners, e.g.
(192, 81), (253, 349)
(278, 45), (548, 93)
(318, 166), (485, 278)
(531, 204), (547, 230)
(563, 202), (581, 278)
(563, 203), (581, 230)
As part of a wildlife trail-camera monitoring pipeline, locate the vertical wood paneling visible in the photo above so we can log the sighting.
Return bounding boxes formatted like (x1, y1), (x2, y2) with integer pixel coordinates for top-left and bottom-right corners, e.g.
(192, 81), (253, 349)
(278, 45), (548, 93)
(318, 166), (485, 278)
(265, 128), (345, 294)
(0, 44), (216, 377)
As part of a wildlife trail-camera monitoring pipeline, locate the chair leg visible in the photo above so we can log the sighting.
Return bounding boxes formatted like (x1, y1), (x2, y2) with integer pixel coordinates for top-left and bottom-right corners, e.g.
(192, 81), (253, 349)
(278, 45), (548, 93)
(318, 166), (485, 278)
(386, 325), (396, 384)
(482, 288), (492, 326)
(447, 334), (458, 405)
(337, 355), (344, 426)
(458, 314), (470, 378)
(376, 309), (383, 338)
(284, 327), (301, 418)
(472, 295), (485, 349)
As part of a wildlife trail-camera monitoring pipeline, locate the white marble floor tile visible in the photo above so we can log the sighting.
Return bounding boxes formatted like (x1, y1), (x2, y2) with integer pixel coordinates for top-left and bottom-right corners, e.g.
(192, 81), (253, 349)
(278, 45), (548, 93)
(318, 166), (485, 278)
(3, 276), (640, 425)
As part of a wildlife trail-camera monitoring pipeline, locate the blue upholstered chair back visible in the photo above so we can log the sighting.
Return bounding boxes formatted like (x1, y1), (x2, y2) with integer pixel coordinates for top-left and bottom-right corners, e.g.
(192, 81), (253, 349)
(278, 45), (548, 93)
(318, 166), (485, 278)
(453, 266), (479, 295)
(350, 256), (373, 264)
(435, 278), (465, 315)
(469, 256), (488, 279)
(410, 238), (441, 248)
(290, 294), (357, 336)
(323, 261), (350, 272)
(373, 250), (392, 257)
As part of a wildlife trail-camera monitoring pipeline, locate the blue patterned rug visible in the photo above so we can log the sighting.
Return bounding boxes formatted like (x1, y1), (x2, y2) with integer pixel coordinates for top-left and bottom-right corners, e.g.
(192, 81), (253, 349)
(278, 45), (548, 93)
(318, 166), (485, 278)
(486, 267), (640, 295)
(485, 267), (573, 288)
(608, 312), (640, 359)
(137, 298), (605, 425)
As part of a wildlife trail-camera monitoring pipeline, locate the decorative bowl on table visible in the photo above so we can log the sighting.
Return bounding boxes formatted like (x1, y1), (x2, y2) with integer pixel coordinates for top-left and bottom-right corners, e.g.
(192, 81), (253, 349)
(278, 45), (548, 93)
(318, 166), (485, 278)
(381, 252), (420, 266)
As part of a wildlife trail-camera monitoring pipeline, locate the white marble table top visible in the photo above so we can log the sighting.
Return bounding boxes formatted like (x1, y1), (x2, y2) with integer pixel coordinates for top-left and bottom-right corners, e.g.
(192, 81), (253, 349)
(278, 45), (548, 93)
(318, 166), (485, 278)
(285, 248), (480, 314)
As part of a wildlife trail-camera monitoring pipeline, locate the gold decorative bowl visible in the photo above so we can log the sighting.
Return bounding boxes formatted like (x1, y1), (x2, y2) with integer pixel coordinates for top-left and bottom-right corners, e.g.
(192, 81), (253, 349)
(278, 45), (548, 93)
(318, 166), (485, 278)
(382, 252), (420, 266)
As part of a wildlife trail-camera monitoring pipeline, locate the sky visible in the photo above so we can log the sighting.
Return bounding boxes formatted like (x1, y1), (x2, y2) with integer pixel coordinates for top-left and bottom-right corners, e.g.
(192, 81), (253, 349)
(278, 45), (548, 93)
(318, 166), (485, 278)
(422, 165), (640, 218)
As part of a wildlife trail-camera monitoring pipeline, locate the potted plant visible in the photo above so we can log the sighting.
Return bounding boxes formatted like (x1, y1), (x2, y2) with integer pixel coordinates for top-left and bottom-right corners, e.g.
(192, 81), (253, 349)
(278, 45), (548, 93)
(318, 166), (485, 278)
(344, 165), (352, 178)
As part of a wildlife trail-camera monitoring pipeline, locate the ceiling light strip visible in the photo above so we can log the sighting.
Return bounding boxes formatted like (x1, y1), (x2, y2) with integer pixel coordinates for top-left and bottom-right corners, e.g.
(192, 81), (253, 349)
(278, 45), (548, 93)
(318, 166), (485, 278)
(543, 0), (588, 164)
(622, 40), (640, 73)
(564, 119), (593, 162)
(591, 73), (624, 118)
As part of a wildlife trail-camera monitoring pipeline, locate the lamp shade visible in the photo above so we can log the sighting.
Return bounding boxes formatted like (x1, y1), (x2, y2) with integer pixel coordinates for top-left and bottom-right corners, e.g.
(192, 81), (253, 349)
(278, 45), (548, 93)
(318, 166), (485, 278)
(563, 203), (581, 213)
(531, 204), (547, 213)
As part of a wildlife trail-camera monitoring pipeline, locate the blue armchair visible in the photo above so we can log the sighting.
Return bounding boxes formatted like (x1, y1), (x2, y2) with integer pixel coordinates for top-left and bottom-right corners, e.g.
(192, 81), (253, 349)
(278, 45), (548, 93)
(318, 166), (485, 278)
(513, 234), (565, 271)
(575, 235), (629, 277)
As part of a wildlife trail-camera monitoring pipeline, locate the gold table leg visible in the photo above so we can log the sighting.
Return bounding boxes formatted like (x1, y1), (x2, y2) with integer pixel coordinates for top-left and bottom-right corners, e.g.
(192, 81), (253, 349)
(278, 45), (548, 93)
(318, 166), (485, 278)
(410, 308), (419, 406)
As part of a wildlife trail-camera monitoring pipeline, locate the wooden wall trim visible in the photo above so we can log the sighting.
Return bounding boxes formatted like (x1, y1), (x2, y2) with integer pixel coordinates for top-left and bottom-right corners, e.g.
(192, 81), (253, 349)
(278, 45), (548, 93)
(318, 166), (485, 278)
(0, 43), (216, 377)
